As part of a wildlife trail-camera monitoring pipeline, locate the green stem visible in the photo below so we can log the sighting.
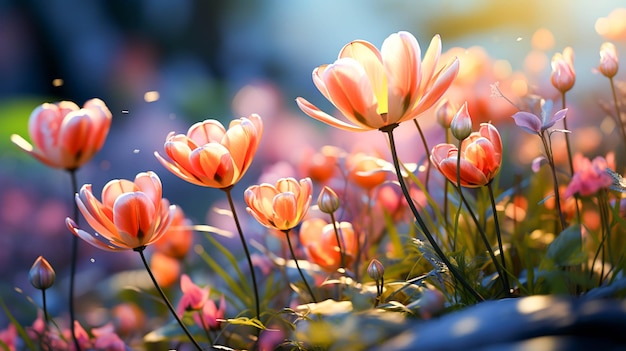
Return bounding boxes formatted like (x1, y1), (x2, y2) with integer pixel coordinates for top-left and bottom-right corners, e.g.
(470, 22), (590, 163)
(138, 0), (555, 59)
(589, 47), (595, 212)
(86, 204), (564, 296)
(380, 124), (483, 302)
(135, 247), (203, 350)
(609, 77), (626, 147)
(222, 187), (261, 323)
(68, 169), (81, 351)
(487, 181), (510, 295)
(413, 119), (431, 191)
(283, 230), (318, 303)
(561, 93), (581, 223)
(328, 212), (346, 271)
(540, 131), (567, 231)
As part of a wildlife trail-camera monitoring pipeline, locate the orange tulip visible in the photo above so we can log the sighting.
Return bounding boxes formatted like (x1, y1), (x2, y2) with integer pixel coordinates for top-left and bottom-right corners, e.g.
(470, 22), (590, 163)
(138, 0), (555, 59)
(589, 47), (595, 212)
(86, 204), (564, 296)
(154, 114), (263, 189)
(244, 177), (313, 231)
(430, 123), (502, 188)
(66, 171), (176, 251)
(296, 32), (459, 132)
(299, 218), (358, 272)
(11, 98), (112, 170)
(346, 153), (389, 190)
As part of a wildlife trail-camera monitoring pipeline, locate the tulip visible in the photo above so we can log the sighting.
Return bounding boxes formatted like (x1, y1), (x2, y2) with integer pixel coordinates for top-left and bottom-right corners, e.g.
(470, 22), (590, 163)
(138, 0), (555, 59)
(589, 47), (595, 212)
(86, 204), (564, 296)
(152, 206), (193, 259)
(435, 99), (457, 129)
(11, 98), (112, 170)
(155, 114), (263, 189)
(550, 47), (576, 93)
(346, 153), (389, 190)
(66, 171), (176, 251)
(599, 42), (619, 78)
(450, 102), (473, 141)
(299, 219), (358, 272)
(296, 32), (459, 132)
(317, 186), (340, 214)
(29, 256), (55, 290)
(245, 177), (313, 231)
(430, 123), (503, 188)
(564, 154), (614, 198)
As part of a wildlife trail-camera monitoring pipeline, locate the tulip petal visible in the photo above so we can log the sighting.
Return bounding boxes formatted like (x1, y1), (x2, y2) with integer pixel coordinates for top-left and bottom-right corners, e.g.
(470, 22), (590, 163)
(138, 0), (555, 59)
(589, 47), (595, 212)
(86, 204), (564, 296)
(295, 97), (368, 132)
(113, 192), (156, 248)
(512, 111), (542, 134)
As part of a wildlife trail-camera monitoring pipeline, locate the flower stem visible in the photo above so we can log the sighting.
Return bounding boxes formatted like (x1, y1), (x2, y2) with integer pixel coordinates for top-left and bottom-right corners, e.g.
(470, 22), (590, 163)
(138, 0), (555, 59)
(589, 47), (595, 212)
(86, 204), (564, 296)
(381, 124), (483, 302)
(283, 230), (318, 303)
(413, 119), (431, 191)
(561, 93), (581, 223)
(540, 132), (567, 231)
(328, 212), (346, 271)
(135, 247), (203, 350)
(223, 187), (261, 323)
(68, 169), (81, 351)
(487, 181), (510, 295)
(609, 77), (626, 147)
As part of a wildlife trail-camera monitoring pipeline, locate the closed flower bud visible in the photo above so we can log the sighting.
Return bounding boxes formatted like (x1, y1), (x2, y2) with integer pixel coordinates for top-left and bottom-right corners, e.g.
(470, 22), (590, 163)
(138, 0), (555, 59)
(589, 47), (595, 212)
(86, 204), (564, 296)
(550, 47), (576, 93)
(317, 186), (340, 214)
(367, 258), (385, 281)
(435, 99), (457, 129)
(599, 42), (619, 78)
(450, 102), (473, 141)
(29, 256), (55, 290)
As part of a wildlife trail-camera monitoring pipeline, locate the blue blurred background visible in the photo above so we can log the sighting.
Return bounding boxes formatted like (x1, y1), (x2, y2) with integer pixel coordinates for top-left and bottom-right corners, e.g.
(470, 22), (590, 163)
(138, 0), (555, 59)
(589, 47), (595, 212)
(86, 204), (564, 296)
(1, 0), (624, 327)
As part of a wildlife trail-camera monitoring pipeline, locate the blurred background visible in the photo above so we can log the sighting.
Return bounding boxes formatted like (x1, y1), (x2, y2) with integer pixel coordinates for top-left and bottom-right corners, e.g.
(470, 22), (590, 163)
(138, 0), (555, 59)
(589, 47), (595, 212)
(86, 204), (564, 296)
(1, 0), (625, 327)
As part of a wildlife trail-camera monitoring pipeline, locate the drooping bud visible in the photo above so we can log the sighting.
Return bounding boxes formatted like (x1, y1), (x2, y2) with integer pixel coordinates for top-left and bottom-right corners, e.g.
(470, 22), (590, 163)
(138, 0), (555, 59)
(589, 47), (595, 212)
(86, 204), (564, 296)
(599, 42), (619, 78)
(317, 186), (340, 214)
(435, 99), (457, 129)
(29, 256), (56, 290)
(367, 258), (385, 282)
(450, 102), (473, 141)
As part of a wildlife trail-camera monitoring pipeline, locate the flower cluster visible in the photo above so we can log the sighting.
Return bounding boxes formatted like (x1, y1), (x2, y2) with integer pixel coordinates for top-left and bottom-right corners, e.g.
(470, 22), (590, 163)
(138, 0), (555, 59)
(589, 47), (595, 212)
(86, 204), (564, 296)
(4, 26), (626, 351)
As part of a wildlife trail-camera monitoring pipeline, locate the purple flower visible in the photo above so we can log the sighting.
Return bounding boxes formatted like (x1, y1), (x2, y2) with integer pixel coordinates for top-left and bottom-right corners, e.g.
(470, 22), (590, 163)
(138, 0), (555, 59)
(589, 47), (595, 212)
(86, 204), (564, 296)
(511, 100), (568, 134)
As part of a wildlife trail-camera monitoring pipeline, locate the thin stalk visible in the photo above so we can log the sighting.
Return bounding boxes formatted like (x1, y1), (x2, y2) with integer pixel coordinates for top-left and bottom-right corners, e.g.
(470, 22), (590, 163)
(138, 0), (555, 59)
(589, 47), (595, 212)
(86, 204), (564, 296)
(561, 93), (581, 223)
(453, 139), (464, 252)
(283, 230), (318, 303)
(328, 212), (346, 271)
(413, 119), (431, 191)
(68, 169), (81, 351)
(196, 310), (214, 346)
(380, 124), (483, 302)
(452, 182), (507, 296)
(487, 181), (510, 294)
(443, 130), (451, 246)
(609, 77), (626, 146)
(540, 132), (567, 231)
(222, 187), (261, 323)
(135, 247), (203, 350)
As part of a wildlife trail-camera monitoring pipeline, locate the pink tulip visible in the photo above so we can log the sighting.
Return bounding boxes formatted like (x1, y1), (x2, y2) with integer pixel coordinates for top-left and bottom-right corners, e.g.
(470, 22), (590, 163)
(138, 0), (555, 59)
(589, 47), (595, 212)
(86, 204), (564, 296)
(550, 47), (576, 93)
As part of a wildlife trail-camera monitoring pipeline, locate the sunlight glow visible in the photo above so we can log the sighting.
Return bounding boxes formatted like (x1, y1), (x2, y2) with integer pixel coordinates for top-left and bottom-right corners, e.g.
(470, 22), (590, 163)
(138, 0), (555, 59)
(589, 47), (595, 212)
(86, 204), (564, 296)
(451, 316), (480, 337)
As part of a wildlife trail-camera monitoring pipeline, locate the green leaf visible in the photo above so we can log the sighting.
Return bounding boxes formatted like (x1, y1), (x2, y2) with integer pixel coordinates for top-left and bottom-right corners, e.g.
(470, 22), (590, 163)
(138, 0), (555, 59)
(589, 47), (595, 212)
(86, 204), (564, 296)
(0, 294), (36, 351)
(223, 317), (266, 330)
(542, 224), (585, 267)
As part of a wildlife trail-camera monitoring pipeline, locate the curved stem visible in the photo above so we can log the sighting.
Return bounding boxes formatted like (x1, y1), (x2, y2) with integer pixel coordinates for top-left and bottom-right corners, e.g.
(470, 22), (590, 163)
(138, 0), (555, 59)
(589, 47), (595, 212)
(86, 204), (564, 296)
(487, 182), (510, 295)
(135, 247), (203, 350)
(451, 182), (507, 296)
(283, 230), (318, 303)
(380, 125), (483, 302)
(413, 119), (431, 191)
(222, 187), (261, 323)
(540, 132), (567, 231)
(68, 169), (81, 351)
(328, 212), (346, 270)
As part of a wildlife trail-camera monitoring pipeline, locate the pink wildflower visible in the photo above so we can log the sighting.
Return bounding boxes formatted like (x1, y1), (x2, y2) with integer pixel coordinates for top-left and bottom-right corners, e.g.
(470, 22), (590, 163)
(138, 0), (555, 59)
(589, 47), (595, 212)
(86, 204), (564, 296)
(564, 154), (614, 198)
(176, 274), (210, 315)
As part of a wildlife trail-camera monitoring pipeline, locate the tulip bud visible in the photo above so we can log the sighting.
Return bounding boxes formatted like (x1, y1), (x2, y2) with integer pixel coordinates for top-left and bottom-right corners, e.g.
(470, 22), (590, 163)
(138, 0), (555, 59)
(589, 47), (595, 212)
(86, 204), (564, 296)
(435, 99), (457, 129)
(550, 47), (575, 93)
(367, 258), (385, 281)
(29, 256), (55, 290)
(450, 102), (473, 141)
(599, 42), (619, 78)
(317, 186), (340, 214)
